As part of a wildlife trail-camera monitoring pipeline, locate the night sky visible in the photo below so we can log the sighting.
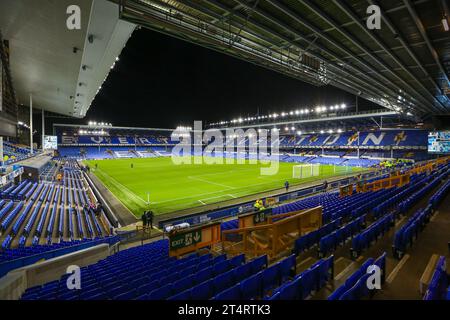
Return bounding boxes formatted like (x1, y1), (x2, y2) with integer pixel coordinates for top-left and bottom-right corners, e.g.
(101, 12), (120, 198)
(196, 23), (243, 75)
(58, 27), (374, 129)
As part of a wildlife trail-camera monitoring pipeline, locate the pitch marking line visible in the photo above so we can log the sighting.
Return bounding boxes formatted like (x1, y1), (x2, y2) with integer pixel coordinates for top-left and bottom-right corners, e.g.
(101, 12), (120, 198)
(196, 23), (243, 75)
(198, 200), (207, 205)
(386, 254), (410, 284)
(187, 176), (234, 189)
(199, 194), (237, 202)
(96, 169), (147, 205)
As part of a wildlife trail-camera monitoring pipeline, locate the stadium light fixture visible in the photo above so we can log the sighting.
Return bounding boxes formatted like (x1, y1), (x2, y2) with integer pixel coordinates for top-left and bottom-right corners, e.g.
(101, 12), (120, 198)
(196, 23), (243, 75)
(341, 104), (346, 109)
(315, 106), (321, 113)
(291, 126), (295, 131)
(284, 127), (289, 131)
(297, 131), (302, 135)
(320, 130), (324, 134)
(337, 129), (343, 133)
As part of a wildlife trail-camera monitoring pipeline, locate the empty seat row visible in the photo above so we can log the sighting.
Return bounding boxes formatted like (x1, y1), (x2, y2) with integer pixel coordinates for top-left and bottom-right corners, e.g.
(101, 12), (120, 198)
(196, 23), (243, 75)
(392, 205), (433, 259)
(294, 218), (342, 254)
(319, 215), (366, 257)
(429, 179), (450, 210)
(268, 255), (334, 300)
(21, 244), (240, 300)
(423, 256), (448, 300)
(166, 255), (268, 300)
(328, 252), (386, 300)
(398, 169), (448, 214)
(351, 214), (394, 259)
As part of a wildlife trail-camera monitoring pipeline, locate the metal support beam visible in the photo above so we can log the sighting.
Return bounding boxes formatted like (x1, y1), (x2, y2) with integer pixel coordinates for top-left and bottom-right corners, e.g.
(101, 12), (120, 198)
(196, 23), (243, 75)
(334, 0), (446, 113)
(29, 93), (33, 155)
(298, 0), (439, 114)
(369, 0), (448, 111)
(175, 0), (404, 110)
(0, 136), (3, 166)
(214, 0), (414, 111)
(41, 109), (45, 151)
(403, 0), (450, 88)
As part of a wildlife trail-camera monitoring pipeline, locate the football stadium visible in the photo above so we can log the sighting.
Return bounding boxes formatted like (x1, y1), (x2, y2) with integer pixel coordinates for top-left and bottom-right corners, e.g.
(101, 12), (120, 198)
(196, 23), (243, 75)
(0, 0), (450, 308)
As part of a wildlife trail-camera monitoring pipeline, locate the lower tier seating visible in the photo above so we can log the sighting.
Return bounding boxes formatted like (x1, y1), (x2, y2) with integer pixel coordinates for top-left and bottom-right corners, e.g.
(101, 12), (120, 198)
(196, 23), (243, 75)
(328, 252), (386, 300)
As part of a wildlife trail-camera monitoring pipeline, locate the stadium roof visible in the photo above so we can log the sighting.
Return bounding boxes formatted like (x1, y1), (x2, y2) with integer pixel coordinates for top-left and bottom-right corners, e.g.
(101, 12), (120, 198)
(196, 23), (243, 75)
(116, 0), (450, 119)
(0, 0), (135, 118)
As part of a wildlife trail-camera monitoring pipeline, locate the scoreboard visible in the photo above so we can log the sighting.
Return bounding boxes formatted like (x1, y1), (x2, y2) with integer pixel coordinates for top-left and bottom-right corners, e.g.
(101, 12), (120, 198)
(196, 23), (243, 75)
(428, 131), (450, 154)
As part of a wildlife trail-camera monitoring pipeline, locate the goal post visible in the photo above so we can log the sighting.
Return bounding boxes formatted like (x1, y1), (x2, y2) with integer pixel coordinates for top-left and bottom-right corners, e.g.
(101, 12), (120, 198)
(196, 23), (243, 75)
(292, 163), (320, 179)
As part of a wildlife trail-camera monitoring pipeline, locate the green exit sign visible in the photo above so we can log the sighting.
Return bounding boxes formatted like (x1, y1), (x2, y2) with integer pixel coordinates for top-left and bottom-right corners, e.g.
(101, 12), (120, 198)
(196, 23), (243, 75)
(170, 230), (202, 249)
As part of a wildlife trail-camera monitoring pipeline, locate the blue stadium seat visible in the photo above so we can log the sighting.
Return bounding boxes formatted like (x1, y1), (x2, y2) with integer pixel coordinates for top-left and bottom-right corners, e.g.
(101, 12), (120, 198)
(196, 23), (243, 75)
(168, 289), (191, 300)
(250, 255), (268, 273)
(213, 270), (235, 293)
(214, 260), (231, 276)
(278, 254), (296, 282)
(262, 264), (280, 295)
(240, 271), (262, 299)
(173, 274), (195, 292)
(233, 263), (252, 283)
(277, 277), (300, 300)
(148, 284), (173, 300)
(214, 284), (241, 300)
(190, 280), (214, 300)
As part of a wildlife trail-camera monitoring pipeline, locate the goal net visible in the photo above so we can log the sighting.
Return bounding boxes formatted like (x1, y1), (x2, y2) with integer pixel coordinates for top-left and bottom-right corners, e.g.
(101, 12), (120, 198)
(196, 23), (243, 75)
(292, 163), (320, 179)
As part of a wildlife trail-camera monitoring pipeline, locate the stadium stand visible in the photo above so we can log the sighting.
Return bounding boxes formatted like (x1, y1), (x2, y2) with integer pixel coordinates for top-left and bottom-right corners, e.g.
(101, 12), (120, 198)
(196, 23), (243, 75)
(0, 161), (113, 252)
(56, 130), (427, 169)
(2, 141), (35, 165)
(11, 158), (444, 299)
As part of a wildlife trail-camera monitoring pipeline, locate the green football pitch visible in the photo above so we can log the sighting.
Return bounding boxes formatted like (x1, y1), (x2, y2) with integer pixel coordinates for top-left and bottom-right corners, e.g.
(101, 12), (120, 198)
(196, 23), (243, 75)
(84, 157), (366, 217)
